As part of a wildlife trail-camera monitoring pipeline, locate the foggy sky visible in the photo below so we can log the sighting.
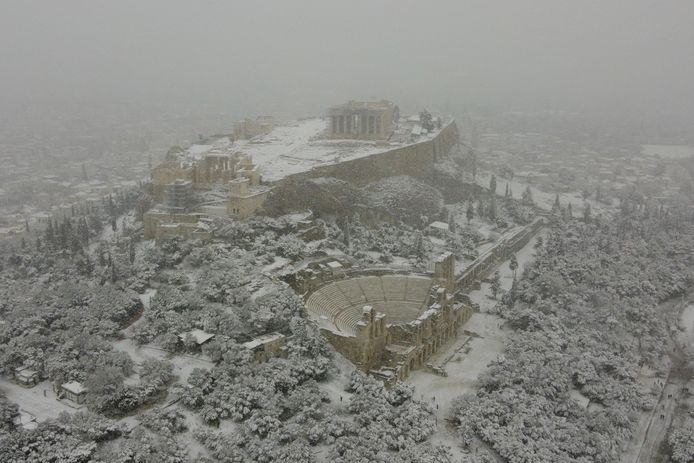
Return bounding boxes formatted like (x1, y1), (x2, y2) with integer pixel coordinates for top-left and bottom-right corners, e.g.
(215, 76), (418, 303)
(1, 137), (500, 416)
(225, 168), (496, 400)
(1, 0), (693, 122)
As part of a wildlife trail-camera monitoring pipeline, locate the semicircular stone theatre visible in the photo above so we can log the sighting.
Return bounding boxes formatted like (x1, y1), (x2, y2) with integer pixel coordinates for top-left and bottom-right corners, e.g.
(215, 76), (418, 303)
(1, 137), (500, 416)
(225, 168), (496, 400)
(304, 253), (475, 383)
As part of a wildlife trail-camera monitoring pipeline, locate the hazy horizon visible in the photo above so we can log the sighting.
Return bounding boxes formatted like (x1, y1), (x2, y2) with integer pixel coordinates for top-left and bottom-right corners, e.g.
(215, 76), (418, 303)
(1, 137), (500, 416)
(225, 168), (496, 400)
(1, 0), (693, 127)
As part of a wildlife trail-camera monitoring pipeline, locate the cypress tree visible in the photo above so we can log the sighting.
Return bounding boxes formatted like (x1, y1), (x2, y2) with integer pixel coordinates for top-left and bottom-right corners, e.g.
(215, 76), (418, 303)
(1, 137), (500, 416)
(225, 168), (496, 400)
(129, 240), (136, 264)
(46, 220), (54, 246)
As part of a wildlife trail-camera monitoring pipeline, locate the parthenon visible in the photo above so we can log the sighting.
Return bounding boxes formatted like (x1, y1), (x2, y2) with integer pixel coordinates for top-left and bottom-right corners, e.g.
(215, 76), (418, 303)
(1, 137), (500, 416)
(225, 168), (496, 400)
(327, 100), (399, 140)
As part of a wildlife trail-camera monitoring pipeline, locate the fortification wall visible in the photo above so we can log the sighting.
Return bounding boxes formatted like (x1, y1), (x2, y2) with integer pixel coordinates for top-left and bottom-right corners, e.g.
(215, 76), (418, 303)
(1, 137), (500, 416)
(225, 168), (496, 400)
(276, 121), (459, 186)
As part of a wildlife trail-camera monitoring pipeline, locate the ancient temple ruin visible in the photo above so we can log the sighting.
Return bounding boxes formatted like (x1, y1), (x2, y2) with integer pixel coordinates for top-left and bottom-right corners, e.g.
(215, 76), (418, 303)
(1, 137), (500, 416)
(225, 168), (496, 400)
(327, 100), (399, 140)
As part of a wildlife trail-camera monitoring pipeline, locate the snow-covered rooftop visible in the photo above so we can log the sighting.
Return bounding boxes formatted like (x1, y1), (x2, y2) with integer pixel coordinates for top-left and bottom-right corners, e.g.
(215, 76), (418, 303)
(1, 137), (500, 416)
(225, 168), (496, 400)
(242, 332), (285, 350)
(429, 221), (450, 231)
(61, 381), (86, 395)
(179, 329), (215, 345)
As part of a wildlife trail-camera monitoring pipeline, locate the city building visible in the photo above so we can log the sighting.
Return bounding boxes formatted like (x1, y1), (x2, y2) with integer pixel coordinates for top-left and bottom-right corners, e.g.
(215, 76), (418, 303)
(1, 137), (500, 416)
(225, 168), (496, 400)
(14, 366), (40, 387)
(59, 381), (87, 404)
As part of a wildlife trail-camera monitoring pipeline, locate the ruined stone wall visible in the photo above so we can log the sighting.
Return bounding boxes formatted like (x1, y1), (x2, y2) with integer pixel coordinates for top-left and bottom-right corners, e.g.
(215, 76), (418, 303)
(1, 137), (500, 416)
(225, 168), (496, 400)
(143, 210), (207, 239)
(321, 327), (388, 371)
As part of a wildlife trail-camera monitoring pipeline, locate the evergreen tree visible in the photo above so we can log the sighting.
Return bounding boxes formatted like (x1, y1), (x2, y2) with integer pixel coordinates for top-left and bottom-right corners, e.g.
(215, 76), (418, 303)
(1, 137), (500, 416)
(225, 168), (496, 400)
(448, 213), (456, 233)
(466, 201), (474, 224)
(70, 236), (81, 254)
(35, 237), (42, 251)
(488, 194), (497, 220)
(20, 237), (26, 250)
(477, 200), (484, 218)
(490, 270), (501, 299)
(504, 183), (510, 198)
(567, 203), (573, 219)
(583, 203), (592, 224)
(129, 240), (136, 264)
(509, 274), (518, 304)
(111, 263), (118, 283)
(414, 232), (425, 259)
(341, 219), (350, 248)
(509, 253), (518, 278)
(108, 194), (115, 218)
(78, 217), (90, 245)
(521, 186), (533, 205)
(111, 217), (117, 233)
(25, 219), (30, 233)
(58, 221), (68, 249)
(90, 214), (103, 235)
(489, 175), (497, 195)
(45, 220), (54, 247)
(84, 255), (93, 275)
(552, 194), (560, 213)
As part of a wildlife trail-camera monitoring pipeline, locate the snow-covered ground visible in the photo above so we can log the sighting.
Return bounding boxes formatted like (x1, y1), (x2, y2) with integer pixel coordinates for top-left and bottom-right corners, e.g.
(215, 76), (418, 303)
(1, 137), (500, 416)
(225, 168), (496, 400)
(110, 339), (213, 384)
(0, 379), (78, 423)
(476, 171), (614, 219)
(319, 351), (356, 408)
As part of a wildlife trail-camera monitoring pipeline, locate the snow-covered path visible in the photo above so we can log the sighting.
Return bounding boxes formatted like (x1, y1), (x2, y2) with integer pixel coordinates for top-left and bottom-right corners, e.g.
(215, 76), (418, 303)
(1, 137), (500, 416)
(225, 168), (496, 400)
(622, 296), (694, 463)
